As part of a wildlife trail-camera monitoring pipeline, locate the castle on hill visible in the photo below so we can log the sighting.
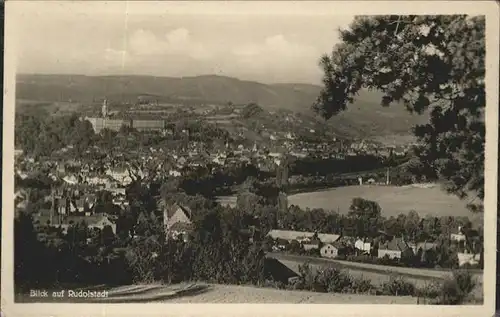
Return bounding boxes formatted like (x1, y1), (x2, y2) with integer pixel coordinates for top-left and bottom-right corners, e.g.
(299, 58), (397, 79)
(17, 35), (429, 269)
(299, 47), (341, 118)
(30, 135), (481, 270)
(85, 99), (167, 134)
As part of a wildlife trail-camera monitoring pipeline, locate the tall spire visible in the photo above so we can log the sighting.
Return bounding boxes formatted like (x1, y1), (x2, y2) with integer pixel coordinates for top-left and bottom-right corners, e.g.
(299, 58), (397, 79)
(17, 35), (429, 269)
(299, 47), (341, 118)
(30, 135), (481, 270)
(102, 98), (108, 118)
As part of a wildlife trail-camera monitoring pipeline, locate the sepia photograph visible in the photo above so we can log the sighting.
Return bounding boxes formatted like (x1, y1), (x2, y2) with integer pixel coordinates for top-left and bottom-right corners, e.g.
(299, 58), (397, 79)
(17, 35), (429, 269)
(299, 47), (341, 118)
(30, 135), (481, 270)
(1, 1), (498, 317)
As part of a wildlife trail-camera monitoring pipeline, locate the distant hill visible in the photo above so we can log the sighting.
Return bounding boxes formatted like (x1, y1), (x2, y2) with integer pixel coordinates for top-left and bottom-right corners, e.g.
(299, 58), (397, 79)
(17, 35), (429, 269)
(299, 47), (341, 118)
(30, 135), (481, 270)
(16, 74), (428, 142)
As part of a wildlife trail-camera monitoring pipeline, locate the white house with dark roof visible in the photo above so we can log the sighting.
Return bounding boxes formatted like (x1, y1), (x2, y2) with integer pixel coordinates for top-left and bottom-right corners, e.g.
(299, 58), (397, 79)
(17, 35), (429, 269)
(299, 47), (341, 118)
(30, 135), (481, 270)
(163, 203), (193, 241)
(320, 244), (339, 258)
(378, 237), (412, 259)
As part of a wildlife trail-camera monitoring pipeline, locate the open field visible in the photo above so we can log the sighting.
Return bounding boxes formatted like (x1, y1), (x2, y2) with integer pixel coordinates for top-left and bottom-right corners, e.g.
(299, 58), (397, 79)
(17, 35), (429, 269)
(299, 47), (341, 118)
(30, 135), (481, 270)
(288, 184), (476, 218)
(217, 183), (480, 220)
(15, 283), (418, 304)
(267, 253), (483, 303)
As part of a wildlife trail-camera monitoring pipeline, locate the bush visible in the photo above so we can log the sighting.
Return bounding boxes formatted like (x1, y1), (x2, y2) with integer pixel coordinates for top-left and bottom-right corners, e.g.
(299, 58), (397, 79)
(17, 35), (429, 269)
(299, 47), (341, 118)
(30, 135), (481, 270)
(381, 276), (416, 296)
(315, 266), (353, 293)
(262, 279), (286, 289)
(416, 281), (442, 299)
(286, 277), (304, 291)
(351, 275), (375, 294)
(296, 263), (373, 294)
(415, 270), (477, 305)
(297, 262), (316, 291)
(312, 267), (332, 293)
(454, 270), (477, 294)
(437, 270), (477, 305)
(439, 280), (463, 305)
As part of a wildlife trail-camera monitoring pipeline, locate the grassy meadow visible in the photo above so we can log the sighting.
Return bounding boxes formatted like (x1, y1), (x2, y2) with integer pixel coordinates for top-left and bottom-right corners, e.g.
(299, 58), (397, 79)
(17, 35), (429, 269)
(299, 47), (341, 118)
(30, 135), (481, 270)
(287, 184), (476, 218)
(218, 183), (480, 220)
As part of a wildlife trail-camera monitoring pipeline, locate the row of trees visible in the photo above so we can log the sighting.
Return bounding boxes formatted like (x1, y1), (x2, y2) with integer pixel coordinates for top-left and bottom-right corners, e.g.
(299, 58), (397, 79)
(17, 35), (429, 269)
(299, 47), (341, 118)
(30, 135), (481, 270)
(15, 113), (95, 157)
(290, 155), (386, 176)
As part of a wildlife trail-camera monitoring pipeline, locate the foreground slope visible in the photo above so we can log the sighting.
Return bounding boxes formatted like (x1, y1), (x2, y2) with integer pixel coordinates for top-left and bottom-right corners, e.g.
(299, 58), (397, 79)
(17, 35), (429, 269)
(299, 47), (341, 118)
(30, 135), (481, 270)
(15, 283), (418, 304)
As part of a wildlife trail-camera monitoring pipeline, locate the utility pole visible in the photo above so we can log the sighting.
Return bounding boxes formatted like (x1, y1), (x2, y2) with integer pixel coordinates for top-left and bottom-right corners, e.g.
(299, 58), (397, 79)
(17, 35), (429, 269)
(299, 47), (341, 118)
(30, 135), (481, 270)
(394, 15), (402, 35)
(276, 155), (289, 229)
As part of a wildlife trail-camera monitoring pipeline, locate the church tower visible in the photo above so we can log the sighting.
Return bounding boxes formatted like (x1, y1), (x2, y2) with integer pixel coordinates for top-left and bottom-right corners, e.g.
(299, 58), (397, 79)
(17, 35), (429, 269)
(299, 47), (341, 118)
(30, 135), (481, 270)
(102, 98), (108, 118)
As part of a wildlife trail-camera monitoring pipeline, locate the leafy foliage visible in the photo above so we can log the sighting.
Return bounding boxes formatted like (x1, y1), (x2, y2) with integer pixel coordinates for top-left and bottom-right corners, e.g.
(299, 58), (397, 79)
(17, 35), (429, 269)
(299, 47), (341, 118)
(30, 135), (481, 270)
(381, 275), (416, 296)
(14, 211), (44, 290)
(15, 192), (267, 290)
(241, 103), (265, 119)
(351, 275), (375, 294)
(295, 262), (378, 294)
(313, 15), (485, 212)
(416, 269), (478, 304)
(15, 113), (97, 158)
(438, 270), (477, 304)
(125, 211), (165, 283)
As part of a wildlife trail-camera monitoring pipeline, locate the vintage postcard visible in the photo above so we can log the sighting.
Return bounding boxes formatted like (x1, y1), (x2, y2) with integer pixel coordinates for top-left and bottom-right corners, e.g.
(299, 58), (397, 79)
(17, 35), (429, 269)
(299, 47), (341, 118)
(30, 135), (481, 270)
(2, 1), (498, 317)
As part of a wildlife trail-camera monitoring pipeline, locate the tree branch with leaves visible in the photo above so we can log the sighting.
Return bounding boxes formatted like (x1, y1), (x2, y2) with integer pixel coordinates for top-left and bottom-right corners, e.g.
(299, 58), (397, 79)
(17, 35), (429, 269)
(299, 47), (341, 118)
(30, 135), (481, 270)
(313, 15), (485, 212)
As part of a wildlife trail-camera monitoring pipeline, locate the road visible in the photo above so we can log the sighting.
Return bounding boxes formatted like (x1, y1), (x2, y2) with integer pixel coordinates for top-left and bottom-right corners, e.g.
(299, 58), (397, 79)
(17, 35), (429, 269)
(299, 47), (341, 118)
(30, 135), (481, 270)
(266, 252), (483, 280)
(266, 252), (484, 302)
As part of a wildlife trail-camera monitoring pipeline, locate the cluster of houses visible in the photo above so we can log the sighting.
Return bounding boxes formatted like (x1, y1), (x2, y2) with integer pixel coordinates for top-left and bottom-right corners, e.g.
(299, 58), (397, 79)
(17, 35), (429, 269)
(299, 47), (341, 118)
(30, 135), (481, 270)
(266, 227), (482, 267)
(197, 103), (410, 161)
(348, 141), (411, 158)
(16, 182), (195, 242)
(15, 147), (198, 240)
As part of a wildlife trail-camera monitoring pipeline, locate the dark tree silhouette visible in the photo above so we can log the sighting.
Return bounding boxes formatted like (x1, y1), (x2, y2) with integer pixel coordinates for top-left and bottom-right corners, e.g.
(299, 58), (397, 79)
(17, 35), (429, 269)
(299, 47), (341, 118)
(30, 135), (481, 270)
(313, 15), (485, 213)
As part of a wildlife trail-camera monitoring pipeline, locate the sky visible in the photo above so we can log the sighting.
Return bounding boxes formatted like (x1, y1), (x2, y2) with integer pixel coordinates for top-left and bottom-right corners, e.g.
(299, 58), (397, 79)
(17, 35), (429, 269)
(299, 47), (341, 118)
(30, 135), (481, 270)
(10, 2), (355, 84)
